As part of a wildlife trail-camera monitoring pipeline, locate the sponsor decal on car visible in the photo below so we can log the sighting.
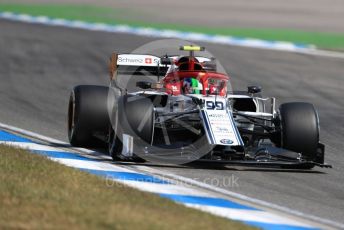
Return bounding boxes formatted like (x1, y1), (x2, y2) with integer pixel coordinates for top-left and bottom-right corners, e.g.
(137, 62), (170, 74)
(171, 85), (178, 91)
(215, 127), (230, 133)
(117, 55), (159, 66)
(208, 114), (226, 118)
(220, 139), (234, 144)
(145, 58), (152, 64)
(206, 101), (224, 110)
(118, 56), (144, 64)
(202, 103), (241, 146)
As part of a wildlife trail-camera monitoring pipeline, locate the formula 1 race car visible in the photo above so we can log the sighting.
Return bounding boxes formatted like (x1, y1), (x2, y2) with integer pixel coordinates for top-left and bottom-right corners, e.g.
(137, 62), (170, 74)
(67, 45), (331, 169)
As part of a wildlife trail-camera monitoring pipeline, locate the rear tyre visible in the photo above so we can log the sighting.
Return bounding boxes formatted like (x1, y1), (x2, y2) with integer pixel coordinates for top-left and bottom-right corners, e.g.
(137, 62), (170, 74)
(68, 85), (109, 147)
(279, 102), (319, 168)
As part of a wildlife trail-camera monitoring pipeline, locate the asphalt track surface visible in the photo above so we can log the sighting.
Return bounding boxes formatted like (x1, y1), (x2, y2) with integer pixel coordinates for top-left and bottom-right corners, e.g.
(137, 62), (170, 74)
(0, 20), (344, 226)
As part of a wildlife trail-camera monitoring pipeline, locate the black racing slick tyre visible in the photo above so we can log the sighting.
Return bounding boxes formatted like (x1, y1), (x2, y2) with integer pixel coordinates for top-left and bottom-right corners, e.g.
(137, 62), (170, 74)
(279, 102), (319, 161)
(68, 85), (110, 147)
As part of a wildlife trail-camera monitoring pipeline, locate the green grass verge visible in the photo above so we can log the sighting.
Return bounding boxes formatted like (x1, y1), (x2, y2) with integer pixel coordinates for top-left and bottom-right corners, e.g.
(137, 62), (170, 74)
(0, 144), (255, 230)
(0, 3), (344, 50)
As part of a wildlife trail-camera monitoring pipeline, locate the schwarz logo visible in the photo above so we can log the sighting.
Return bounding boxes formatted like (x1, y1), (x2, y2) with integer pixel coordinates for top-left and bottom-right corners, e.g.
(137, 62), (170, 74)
(118, 57), (143, 64)
(118, 56), (160, 64)
(220, 139), (233, 144)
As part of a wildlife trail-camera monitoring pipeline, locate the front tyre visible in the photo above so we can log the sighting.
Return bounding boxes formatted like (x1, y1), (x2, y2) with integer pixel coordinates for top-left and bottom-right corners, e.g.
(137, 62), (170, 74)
(279, 102), (319, 162)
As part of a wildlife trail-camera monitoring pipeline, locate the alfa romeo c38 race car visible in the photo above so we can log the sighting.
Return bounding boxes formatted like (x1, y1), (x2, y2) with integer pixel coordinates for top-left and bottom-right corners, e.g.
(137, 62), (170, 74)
(67, 45), (331, 169)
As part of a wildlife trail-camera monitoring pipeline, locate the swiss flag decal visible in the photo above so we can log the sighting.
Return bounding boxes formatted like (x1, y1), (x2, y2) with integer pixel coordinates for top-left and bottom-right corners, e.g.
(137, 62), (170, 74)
(145, 58), (152, 64)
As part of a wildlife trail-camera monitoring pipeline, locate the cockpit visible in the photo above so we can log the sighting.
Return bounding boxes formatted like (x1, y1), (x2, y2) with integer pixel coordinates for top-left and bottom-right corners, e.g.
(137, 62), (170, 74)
(163, 72), (228, 96)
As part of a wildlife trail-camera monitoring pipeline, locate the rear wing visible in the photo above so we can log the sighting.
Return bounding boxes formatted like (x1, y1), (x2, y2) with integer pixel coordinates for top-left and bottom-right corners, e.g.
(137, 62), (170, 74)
(109, 53), (166, 79)
(108, 53), (215, 79)
(117, 54), (160, 66)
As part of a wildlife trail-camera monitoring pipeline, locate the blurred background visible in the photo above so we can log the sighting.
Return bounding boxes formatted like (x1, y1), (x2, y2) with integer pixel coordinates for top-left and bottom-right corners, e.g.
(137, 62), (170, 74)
(1, 0), (344, 50)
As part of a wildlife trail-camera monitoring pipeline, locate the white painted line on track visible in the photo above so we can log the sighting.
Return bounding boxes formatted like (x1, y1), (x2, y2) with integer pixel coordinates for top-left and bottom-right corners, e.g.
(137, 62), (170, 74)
(49, 158), (217, 197)
(0, 141), (69, 152)
(50, 158), (134, 173)
(0, 122), (66, 145)
(120, 180), (216, 197)
(185, 204), (312, 227)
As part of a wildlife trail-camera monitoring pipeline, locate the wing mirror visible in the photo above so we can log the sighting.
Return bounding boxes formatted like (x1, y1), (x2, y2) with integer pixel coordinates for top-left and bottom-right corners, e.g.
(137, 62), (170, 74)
(248, 86), (262, 94)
